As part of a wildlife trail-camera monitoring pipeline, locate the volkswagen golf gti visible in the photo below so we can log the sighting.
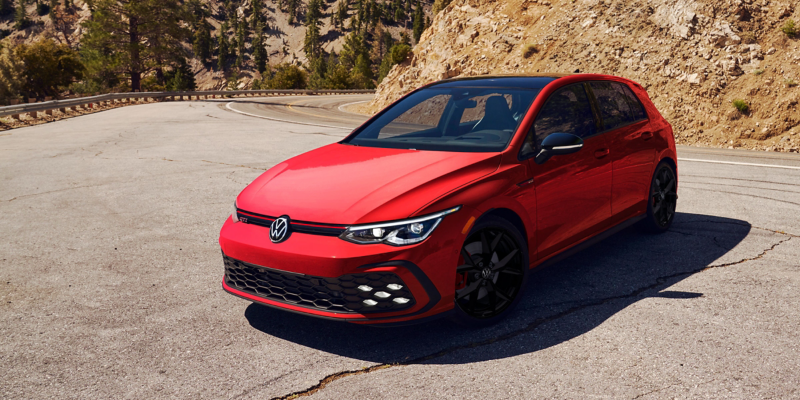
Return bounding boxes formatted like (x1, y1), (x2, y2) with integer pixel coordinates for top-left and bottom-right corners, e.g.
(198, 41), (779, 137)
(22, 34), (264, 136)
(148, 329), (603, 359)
(219, 74), (678, 326)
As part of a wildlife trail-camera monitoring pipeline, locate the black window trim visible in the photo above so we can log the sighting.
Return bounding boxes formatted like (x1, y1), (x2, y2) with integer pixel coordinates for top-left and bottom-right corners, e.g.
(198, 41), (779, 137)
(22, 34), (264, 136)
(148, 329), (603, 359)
(517, 81), (602, 161)
(584, 80), (650, 135)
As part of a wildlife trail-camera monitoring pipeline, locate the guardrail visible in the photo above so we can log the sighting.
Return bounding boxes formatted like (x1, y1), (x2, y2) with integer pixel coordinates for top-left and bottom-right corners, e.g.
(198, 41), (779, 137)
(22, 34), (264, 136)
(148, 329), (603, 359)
(0, 89), (375, 119)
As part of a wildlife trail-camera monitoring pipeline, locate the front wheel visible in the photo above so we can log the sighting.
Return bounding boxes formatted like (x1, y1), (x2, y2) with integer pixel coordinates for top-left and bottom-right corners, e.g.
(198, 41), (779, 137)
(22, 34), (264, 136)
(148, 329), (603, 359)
(640, 161), (678, 233)
(450, 216), (529, 327)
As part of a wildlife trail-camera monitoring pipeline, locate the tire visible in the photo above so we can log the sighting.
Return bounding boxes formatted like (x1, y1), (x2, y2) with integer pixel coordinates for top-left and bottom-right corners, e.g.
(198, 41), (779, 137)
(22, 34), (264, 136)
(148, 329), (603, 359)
(449, 215), (530, 327)
(640, 161), (678, 234)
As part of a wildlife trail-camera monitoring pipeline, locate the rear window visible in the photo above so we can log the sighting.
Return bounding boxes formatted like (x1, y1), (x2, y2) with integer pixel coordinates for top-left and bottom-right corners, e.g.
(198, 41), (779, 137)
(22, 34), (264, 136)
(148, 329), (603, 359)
(343, 87), (540, 152)
(588, 81), (647, 131)
(618, 84), (647, 121)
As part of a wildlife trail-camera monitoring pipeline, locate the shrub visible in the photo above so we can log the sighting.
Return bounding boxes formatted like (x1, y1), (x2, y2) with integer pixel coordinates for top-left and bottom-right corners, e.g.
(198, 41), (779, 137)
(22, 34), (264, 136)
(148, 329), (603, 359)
(432, 0), (452, 14)
(732, 99), (749, 114)
(377, 44), (411, 83)
(14, 39), (84, 98)
(782, 19), (797, 38)
(266, 63), (307, 89)
(786, 78), (798, 88)
(740, 31), (757, 44)
(753, 69), (764, 76)
(522, 44), (539, 59)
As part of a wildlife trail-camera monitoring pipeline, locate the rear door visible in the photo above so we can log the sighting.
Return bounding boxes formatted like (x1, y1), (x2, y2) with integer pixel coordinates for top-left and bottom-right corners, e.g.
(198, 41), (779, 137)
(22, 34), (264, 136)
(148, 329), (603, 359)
(519, 83), (613, 261)
(586, 81), (655, 221)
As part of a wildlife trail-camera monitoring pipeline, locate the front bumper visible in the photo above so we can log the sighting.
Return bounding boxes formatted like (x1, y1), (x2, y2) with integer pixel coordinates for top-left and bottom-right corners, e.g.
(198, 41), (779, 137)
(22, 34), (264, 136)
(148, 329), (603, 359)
(218, 211), (472, 324)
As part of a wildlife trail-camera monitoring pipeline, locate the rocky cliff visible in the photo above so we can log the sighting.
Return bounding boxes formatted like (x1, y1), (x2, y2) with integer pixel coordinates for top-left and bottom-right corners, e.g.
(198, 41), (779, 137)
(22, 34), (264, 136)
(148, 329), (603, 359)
(368, 0), (800, 152)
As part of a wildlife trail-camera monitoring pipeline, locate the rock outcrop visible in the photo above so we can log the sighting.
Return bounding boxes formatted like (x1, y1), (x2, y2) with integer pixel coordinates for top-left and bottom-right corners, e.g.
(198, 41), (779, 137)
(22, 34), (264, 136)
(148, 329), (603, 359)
(368, 0), (800, 152)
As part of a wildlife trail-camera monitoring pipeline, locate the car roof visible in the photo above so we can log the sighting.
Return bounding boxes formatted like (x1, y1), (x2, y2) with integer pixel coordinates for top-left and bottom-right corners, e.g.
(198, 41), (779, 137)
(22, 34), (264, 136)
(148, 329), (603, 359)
(427, 74), (572, 89)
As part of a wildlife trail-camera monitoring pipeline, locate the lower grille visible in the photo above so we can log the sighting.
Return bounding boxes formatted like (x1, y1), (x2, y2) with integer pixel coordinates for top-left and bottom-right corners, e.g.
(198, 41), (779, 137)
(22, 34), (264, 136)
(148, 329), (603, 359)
(223, 255), (416, 313)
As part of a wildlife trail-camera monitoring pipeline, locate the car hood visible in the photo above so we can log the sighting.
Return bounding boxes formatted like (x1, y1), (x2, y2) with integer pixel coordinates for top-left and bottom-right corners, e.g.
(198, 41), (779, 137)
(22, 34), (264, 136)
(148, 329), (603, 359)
(237, 143), (501, 224)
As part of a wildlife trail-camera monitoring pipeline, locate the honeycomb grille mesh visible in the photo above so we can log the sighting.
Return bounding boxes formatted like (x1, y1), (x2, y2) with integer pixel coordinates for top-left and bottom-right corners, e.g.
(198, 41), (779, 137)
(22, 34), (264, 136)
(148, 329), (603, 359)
(223, 255), (416, 313)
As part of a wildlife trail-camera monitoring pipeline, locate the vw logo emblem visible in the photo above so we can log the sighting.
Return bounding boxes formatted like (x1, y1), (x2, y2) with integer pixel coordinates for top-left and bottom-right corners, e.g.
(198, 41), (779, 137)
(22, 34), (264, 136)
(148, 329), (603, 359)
(270, 215), (291, 243)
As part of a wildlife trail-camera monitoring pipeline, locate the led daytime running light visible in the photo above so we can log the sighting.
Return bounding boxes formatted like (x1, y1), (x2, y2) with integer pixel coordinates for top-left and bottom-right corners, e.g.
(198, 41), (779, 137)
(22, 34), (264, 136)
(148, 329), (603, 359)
(339, 206), (461, 246)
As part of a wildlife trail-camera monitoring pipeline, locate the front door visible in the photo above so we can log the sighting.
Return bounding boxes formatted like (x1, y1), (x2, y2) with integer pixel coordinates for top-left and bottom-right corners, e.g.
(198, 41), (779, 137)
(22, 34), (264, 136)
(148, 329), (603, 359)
(519, 83), (613, 262)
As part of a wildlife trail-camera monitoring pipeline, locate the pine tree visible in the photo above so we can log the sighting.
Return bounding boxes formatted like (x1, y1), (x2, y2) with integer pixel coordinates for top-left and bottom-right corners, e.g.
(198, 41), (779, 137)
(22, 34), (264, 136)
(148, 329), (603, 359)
(307, 54), (327, 89)
(193, 21), (212, 64)
(81, 0), (191, 92)
(14, 0), (30, 30)
(335, 0), (348, 29)
(217, 23), (229, 71)
(350, 53), (374, 89)
(252, 19), (266, 73)
(304, 0), (322, 59)
(412, 1), (424, 43)
(339, 32), (367, 70)
(164, 59), (196, 90)
(235, 20), (246, 68)
(251, 0), (262, 30)
(287, 0), (297, 25)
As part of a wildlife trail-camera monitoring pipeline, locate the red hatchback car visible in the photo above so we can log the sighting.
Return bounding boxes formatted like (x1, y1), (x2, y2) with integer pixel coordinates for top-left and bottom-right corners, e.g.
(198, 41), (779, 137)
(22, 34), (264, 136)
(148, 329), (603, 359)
(219, 74), (678, 326)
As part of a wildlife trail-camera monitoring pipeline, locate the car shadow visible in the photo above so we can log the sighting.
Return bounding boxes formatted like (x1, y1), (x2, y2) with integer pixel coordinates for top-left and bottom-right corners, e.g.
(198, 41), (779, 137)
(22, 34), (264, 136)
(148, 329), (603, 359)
(244, 212), (751, 364)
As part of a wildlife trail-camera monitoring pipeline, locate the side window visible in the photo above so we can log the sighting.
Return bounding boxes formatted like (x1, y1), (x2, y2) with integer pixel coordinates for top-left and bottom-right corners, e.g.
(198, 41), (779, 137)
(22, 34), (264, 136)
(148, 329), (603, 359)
(520, 83), (596, 159)
(618, 84), (647, 121)
(588, 81), (635, 131)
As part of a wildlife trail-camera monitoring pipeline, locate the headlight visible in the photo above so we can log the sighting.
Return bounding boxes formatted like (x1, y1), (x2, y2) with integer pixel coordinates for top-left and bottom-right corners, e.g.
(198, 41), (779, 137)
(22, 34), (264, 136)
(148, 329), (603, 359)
(231, 200), (240, 223)
(340, 206), (461, 246)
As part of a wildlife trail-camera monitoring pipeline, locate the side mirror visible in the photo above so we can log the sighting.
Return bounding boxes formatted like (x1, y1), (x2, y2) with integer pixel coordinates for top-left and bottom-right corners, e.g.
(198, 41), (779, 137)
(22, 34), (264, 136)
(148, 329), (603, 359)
(534, 133), (584, 164)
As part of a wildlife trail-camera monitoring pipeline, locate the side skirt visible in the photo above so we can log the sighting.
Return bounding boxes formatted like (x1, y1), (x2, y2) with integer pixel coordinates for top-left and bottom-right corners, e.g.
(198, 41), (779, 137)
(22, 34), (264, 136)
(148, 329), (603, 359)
(531, 214), (646, 274)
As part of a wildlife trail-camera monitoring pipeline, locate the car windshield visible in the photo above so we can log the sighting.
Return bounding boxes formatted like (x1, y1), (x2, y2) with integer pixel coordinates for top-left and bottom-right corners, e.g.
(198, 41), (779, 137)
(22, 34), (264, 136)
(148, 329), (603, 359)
(343, 87), (541, 152)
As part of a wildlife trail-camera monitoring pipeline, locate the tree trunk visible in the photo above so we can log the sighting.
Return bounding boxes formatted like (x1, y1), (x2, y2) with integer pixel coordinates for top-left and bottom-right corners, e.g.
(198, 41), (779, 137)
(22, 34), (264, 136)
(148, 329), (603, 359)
(129, 16), (141, 92)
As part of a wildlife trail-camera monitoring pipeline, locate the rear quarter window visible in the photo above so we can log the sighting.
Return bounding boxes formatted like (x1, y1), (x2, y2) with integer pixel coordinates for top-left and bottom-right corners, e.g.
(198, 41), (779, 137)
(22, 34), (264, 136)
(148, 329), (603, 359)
(588, 81), (636, 131)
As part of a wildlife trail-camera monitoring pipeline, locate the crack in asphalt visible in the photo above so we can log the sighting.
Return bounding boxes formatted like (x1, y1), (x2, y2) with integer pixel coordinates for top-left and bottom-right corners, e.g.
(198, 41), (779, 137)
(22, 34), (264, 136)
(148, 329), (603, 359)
(2, 183), (110, 202)
(680, 174), (800, 188)
(680, 185), (800, 207)
(631, 378), (716, 399)
(680, 180), (800, 195)
(200, 159), (268, 171)
(269, 233), (794, 400)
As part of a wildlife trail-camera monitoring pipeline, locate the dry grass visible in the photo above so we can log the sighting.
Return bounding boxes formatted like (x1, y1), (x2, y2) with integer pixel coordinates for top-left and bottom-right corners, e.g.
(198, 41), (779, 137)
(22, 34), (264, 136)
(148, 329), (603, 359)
(782, 19), (797, 38)
(741, 31), (757, 44)
(732, 99), (750, 114)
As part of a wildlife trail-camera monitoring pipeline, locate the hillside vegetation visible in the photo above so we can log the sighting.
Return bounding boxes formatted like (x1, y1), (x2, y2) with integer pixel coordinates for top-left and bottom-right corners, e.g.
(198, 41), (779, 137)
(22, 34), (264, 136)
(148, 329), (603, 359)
(368, 0), (800, 152)
(0, 0), (430, 99)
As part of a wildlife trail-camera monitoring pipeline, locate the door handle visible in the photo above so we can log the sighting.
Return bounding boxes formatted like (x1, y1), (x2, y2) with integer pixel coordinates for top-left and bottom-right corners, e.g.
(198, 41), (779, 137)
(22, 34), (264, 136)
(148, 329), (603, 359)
(641, 131), (654, 140)
(594, 148), (610, 159)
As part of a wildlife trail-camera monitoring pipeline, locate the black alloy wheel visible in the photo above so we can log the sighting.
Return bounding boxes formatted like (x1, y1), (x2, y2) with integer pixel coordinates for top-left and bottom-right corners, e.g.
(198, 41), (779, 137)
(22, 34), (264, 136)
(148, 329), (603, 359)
(642, 162), (678, 233)
(451, 216), (528, 326)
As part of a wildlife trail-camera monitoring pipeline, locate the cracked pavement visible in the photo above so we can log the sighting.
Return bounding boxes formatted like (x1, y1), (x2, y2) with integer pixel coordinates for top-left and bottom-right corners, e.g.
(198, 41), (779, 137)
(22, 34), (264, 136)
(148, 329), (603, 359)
(1, 96), (800, 399)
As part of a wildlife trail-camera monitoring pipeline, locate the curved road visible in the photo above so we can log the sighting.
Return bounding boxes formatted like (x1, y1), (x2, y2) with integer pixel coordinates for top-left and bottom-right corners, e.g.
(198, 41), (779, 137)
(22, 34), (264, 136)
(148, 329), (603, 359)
(225, 94), (374, 130)
(1, 95), (799, 399)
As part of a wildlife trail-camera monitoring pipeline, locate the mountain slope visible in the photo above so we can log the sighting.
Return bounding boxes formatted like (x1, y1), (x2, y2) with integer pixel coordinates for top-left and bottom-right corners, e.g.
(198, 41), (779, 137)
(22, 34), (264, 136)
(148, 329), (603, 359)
(367, 0), (800, 152)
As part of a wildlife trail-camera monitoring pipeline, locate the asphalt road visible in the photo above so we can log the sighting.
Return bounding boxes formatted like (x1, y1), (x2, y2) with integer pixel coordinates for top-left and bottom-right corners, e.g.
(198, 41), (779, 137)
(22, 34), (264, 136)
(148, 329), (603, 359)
(1, 95), (799, 399)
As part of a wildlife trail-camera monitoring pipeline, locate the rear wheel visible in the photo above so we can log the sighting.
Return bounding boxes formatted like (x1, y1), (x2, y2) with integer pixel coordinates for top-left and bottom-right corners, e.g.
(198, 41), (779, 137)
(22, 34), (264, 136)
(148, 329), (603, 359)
(640, 162), (677, 233)
(450, 216), (529, 327)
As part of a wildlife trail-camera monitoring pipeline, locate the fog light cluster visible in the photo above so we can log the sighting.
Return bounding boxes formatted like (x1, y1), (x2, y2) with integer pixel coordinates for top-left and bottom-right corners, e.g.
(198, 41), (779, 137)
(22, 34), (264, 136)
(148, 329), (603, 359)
(360, 283), (410, 307)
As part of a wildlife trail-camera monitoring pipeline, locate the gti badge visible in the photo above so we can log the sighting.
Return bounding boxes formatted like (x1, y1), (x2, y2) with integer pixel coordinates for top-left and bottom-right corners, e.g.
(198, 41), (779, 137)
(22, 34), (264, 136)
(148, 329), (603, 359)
(270, 215), (291, 243)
